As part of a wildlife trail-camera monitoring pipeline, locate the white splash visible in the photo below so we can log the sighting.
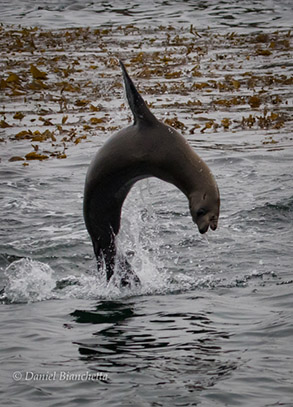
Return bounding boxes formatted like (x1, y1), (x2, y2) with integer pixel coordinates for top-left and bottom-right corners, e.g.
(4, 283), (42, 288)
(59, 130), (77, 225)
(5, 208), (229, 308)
(3, 258), (56, 303)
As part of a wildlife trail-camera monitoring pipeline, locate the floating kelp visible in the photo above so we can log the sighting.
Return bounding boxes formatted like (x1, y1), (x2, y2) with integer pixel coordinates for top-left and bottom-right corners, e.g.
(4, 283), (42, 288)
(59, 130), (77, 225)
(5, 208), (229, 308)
(9, 156), (25, 162)
(30, 64), (48, 80)
(0, 24), (292, 164)
(0, 120), (11, 128)
(25, 151), (49, 160)
(13, 112), (25, 120)
(164, 117), (186, 130)
(241, 111), (284, 130)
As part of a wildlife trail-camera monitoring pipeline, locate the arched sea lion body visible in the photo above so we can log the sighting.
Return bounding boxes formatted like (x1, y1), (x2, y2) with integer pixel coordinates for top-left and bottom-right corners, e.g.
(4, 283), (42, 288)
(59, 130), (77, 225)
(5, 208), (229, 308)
(83, 61), (220, 283)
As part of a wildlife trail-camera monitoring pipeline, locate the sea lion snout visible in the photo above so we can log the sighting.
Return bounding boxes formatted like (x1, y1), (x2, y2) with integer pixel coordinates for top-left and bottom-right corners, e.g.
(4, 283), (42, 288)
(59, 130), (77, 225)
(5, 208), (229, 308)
(199, 223), (209, 234)
(189, 192), (220, 235)
(195, 217), (218, 235)
(197, 215), (218, 234)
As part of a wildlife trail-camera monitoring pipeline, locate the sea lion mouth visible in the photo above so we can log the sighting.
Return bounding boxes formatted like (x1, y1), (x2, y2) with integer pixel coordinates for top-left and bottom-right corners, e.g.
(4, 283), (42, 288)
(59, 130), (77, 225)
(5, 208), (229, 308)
(199, 224), (209, 234)
(198, 219), (218, 234)
(210, 222), (218, 231)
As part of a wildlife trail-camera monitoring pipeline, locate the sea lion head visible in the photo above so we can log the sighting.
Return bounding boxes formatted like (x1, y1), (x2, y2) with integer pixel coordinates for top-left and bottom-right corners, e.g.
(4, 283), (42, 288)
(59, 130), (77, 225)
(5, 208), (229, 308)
(189, 187), (220, 234)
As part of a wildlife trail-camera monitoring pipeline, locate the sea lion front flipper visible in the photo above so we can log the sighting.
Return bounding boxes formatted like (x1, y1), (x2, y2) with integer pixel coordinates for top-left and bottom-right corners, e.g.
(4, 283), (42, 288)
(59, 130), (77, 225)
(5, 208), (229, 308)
(119, 60), (158, 125)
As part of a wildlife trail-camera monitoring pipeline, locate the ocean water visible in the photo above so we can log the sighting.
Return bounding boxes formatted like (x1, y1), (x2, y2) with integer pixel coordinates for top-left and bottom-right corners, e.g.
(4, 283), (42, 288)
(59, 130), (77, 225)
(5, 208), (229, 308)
(0, 1), (293, 406)
(0, 0), (293, 32)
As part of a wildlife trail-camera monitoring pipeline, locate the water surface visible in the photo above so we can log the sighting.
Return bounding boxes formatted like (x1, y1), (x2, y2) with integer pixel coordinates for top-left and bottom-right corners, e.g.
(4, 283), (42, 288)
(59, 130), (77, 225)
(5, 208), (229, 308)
(0, 1), (293, 406)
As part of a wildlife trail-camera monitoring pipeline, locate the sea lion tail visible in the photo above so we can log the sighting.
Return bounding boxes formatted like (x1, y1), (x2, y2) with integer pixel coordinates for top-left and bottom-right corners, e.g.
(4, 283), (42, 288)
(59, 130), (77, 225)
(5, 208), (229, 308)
(119, 60), (156, 125)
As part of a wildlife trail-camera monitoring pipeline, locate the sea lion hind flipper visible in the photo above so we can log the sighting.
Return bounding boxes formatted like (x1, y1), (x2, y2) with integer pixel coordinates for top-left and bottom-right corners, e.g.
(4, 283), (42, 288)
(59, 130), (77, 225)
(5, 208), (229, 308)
(119, 60), (157, 125)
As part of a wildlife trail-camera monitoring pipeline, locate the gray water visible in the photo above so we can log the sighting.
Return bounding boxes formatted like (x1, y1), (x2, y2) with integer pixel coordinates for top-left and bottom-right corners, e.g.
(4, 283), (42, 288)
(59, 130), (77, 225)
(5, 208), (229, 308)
(0, 1), (293, 406)
(1, 0), (292, 32)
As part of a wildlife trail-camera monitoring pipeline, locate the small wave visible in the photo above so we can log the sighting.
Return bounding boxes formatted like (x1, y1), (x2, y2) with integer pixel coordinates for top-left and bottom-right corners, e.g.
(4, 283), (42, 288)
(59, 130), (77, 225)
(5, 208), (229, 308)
(265, 196), (293, 213)
(235, 195), (293, 228)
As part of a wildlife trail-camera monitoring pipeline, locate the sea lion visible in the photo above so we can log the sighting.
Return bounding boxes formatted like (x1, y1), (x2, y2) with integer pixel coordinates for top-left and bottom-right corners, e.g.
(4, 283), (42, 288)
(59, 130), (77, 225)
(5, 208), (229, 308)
(83, 61), (220, 284)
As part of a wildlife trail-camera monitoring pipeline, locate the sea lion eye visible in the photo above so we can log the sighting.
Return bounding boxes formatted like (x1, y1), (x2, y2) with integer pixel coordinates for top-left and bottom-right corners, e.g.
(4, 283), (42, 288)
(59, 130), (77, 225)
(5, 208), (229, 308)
(197, 208), (206, 217)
